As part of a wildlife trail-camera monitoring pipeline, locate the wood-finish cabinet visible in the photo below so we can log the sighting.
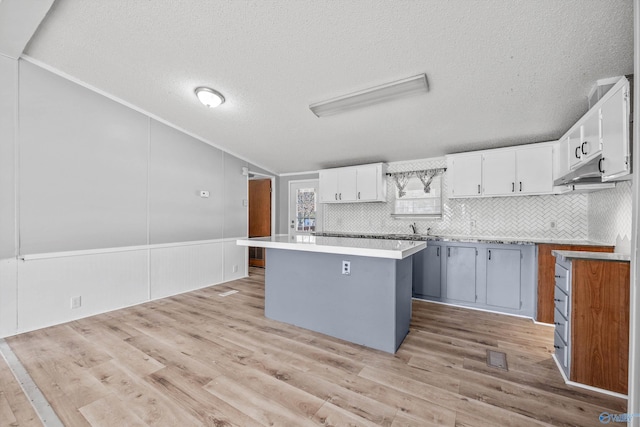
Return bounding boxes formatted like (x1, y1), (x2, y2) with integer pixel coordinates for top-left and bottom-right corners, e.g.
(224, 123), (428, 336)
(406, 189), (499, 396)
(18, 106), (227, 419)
(536, 244), (614, 324)
(553, 255), (630, 394)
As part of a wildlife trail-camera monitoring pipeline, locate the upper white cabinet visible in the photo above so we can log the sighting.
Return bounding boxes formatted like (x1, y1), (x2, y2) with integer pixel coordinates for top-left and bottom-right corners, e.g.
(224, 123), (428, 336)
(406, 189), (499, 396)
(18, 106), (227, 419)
(482, 150), (515, 196)
(446, 153), (482, 197)
(516, 145), (554, 194)
(319, 163), (387, 203)
(601, 80), (631, 181)
(448, 144), (553, 198)
(553, 138), (570, 182)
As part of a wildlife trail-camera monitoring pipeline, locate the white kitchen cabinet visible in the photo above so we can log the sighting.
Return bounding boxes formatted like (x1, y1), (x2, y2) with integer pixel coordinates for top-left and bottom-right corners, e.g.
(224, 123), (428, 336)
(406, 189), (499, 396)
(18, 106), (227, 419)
(486, 248), (521, 309)
(579, 106), (602, 165)
(601, 79), (632, 181)
(319, 163), (387, 203)
(446, 153), (482, 198)
(445, 246), (477, 303)
(482, 151), (515, 196)
(479, 145), (552, 196)
(553, 139), (569, 182)
(412, 244), (442, 298)
(568, 126), (583, 169)
(516, 145), (553, 194)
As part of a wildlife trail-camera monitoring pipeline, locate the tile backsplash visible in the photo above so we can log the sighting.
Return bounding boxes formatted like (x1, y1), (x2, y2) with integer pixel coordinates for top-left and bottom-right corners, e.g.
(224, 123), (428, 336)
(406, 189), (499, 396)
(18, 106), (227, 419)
(587, 180), (632, 248)
(322, 157), (631, 244)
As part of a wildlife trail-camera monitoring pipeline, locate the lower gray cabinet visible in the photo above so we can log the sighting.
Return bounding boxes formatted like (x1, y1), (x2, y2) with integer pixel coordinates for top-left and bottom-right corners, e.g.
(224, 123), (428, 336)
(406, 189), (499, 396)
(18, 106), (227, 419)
(486, 248), (521, 309)
(413, 245), (441, 298)
(445, 246), (477, 302)
(412, 241), (535, 318)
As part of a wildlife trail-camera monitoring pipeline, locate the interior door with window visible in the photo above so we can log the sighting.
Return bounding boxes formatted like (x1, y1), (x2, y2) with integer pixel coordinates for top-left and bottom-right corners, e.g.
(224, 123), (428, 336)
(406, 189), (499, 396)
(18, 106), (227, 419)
(289, 180), (322, 237)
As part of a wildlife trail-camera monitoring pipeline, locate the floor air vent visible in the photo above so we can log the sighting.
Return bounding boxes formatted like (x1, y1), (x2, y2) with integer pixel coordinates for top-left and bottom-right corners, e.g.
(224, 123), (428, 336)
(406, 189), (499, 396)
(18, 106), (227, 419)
(486, 350), (508, 371)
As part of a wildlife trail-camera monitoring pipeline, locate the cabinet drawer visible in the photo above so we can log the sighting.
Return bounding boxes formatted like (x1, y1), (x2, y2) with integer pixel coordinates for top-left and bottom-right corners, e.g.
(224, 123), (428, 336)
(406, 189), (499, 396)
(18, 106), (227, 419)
(554, 264), (569, 293)
(554, 307), (569, 342)
(554, 331), (569, 372)
(554, 286), (569, 318)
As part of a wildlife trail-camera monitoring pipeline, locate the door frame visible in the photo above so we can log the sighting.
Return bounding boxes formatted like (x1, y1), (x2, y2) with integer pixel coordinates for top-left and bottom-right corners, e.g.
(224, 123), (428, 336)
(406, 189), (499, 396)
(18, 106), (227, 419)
(288, 179), (322, 235)
(247, 171), (276, 237)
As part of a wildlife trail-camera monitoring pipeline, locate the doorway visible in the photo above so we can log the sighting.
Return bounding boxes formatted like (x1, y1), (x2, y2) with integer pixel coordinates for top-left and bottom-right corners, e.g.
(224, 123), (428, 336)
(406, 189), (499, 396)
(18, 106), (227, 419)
(248, 177), (272, 267)
(288, 180), (323, 237)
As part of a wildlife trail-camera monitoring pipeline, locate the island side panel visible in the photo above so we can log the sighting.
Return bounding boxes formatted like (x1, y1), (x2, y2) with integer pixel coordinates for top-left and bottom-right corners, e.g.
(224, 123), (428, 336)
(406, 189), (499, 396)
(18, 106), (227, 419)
(395, 255), (412, 350)
(265, 248), (410, 353)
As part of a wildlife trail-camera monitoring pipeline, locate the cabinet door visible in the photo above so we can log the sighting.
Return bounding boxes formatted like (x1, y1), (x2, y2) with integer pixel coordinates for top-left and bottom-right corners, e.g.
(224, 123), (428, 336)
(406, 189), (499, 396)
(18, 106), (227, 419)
(319, 170), (339, 203)
(553, 139), (569, 182)
(482, 151), (516, 196)
(413, 245), (441, 298)
(337, 168), (357, 201)
(486, 248), (521, 309)
(447, 154), (482, 197)
(356, 165), (378, 201)
(601, 82), (631, 181)
(516, 145), (553, 194)
(580, 108), (601, 163)
(445, 246), (476, 302)
(568, 126), (583, 169)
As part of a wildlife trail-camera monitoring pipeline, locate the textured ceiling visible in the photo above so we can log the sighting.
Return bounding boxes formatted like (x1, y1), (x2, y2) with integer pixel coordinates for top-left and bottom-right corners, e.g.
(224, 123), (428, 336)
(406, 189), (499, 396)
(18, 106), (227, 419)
(25, 0), (633, 174)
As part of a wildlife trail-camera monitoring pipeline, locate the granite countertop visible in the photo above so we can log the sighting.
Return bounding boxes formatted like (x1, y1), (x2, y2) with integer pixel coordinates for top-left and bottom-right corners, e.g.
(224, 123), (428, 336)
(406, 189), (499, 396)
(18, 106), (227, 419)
(315, 232), (612, 247)
(236, 234), (426, 259)
(552, 250), (631, 262)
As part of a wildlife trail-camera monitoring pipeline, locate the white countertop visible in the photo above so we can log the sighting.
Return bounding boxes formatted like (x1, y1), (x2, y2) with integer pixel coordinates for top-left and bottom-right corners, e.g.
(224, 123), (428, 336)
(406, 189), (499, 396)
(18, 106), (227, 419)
(236, 234), (426, 259)
(552, 250), (631, 262)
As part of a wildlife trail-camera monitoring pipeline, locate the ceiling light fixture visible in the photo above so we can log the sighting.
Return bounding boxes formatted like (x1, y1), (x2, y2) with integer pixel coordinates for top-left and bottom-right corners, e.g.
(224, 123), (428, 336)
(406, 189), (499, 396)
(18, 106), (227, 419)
(309, 73), (429, 117)
(195, 87), (225, 108)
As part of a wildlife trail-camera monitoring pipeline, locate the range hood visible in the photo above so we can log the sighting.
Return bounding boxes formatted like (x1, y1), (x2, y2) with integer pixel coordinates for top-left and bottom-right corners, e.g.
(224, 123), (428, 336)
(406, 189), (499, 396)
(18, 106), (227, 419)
(553, 155), (604, 186)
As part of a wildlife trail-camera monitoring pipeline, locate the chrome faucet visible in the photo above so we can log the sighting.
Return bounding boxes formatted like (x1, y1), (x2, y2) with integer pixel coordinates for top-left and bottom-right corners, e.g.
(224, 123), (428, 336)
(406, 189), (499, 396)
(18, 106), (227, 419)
(409, 223), (417, 234)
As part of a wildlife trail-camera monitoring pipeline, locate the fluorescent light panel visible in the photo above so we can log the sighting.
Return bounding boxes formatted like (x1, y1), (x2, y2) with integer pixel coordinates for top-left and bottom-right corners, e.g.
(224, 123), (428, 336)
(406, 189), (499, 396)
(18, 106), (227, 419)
(309, 74), (428, 117)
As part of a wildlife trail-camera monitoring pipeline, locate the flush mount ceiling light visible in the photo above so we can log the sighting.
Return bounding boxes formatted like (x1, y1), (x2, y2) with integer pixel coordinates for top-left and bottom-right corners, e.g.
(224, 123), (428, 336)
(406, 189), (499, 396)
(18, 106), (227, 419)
(309, 73), (429, 117)
(195, 87), (225, 108)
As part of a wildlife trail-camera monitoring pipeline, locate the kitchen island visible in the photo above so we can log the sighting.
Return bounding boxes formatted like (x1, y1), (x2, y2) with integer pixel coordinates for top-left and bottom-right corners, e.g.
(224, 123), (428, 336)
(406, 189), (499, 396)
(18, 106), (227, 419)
(236, 235), (426, 353)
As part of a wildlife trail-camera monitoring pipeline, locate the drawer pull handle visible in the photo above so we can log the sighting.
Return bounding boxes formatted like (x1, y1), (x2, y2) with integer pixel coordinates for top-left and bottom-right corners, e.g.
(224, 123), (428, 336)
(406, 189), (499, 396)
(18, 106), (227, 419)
(554, 298), (563, 302)
(436, 247), (440, 257)
(554, 322), (563, 326)
(581, 141), (588, 155)
(575, 146), (581, 159)
(599, 157), (605, 174)
(554, 275), (561, 278)
(477, 184), (481, 194)
(554, 345), (561, 350)
(488, 250), (491, 260)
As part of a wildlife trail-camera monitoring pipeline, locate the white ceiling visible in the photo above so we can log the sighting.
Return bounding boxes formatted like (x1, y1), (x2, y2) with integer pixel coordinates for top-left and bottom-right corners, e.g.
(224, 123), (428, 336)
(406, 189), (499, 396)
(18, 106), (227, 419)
(24, 0), (633, 174)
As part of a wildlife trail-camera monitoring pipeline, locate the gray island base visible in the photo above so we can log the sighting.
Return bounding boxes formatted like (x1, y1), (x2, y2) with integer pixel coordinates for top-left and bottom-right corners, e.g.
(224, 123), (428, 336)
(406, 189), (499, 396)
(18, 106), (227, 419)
(265, 248), (412, 353)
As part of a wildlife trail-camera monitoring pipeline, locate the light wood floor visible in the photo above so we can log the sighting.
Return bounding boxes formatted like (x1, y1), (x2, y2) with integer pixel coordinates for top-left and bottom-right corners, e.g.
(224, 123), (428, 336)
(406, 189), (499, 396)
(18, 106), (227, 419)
(4, 267), (627, 426)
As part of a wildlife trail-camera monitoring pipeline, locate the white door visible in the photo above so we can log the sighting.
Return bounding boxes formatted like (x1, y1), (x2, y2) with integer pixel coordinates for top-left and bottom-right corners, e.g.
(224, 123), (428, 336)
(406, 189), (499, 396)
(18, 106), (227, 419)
(356, 165), (378, 201)
(516, 145), (553, 194)
(447, 154), (482, 197)
(289, 180), (323, 236)
(482, 151), (516, 196)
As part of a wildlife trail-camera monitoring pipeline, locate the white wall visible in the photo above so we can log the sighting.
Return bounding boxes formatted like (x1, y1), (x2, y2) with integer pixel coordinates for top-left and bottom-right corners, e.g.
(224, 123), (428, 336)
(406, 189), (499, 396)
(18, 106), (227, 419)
(0, 59), (250, 337)
(587, 181), (633, 251)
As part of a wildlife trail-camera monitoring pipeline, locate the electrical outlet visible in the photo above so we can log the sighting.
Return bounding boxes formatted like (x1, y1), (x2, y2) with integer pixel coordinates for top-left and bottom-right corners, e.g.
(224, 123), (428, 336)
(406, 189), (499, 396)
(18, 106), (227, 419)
(71, 296), (81, 309)
(342, 260), (351, 275)
(470, 220), (476, 229)
(550, 220), (557, 229)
